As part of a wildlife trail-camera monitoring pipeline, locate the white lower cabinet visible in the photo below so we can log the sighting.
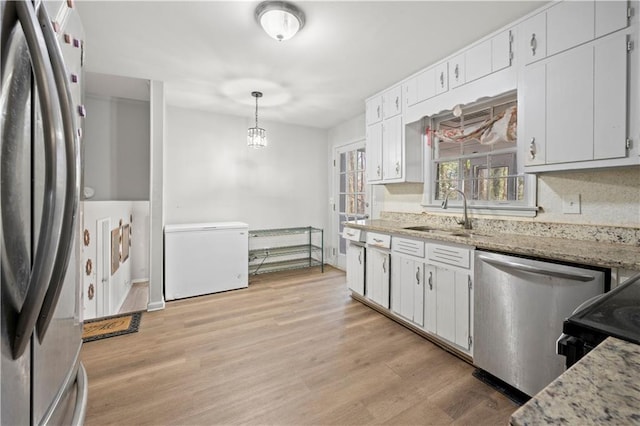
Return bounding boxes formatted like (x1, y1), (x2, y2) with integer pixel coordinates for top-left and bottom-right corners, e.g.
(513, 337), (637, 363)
(391, 254), (424, 327)
(432, 266), (472, 351)
(346, 243), (365, 296)
(366, 246), (390, 309)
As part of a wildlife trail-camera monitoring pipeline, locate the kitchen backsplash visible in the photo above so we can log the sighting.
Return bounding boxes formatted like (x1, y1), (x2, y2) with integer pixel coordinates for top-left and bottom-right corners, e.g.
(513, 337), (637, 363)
(380, 211), (640, 246)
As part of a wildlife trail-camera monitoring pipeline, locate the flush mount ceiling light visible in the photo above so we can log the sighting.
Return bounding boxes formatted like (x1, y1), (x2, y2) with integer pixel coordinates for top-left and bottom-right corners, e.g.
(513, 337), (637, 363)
(255, 1), (305, 41)
(247, 91), (267, 148)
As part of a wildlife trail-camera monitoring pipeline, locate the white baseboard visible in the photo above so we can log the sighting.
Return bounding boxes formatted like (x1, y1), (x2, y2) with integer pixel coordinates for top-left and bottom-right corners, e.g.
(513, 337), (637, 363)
(147, 299), (165, 311)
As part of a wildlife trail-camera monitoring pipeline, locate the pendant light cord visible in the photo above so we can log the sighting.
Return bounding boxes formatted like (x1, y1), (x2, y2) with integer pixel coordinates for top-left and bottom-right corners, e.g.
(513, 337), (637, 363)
(255, 94), (259, 128)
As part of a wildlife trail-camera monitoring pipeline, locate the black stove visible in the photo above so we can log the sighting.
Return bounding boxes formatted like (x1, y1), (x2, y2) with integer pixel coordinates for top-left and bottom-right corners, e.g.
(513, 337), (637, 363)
(558, 272), (640, 368)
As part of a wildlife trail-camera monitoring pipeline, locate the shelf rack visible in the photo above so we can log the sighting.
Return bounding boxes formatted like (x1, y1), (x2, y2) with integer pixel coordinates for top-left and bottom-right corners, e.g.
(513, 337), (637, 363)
(248, 227), (324, 275)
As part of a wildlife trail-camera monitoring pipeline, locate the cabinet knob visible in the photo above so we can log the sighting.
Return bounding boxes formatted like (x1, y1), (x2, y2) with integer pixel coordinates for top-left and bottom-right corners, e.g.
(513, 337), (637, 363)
(428, 271), (433, 290)
(529, 137), (536, 160)
(358, 251), (362, 265)
(382, 257), (387, 273)
(416, 267), (420, 285)
(530, 33), (537, 56)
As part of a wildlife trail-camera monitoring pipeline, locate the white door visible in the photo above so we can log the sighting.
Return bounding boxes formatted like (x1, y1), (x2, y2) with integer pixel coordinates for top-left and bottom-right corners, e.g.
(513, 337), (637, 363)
(334, 141), (369, 269)
(96, 218), (111, 317)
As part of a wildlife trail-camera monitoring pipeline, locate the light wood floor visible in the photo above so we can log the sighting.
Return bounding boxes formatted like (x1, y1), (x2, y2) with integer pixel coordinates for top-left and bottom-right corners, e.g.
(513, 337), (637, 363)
(81, 266), (518, 425)
(118, 281), (149, 314)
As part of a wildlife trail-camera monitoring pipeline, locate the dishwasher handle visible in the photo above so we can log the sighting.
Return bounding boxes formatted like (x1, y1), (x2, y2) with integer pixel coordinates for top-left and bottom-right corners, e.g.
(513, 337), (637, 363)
(477, 254), (596, 282)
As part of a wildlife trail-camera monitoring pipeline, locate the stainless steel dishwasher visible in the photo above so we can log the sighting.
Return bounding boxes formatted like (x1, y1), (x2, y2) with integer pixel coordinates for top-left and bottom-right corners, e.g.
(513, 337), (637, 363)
(474, 251), (606, 397)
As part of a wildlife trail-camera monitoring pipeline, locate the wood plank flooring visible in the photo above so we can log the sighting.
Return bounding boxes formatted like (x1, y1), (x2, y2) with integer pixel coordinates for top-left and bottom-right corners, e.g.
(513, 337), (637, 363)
(81, 266), (518, 425)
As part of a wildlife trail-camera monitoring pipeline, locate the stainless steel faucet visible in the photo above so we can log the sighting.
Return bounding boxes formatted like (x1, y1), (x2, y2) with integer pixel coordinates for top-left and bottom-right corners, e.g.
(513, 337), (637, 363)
(442, 189), (472, 230)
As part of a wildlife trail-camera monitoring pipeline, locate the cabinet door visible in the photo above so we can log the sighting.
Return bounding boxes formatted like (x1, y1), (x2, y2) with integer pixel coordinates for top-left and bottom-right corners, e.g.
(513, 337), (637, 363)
(413, 263), (425, 327)
(418, 67), (437, 102)
(546, 44), (594, 164)
(449, 53), (466, 88)
(435, 267), (456, 344)
(383, 86), (402, 119)
(383, 115), (403, 181)
(424, 265), (437, 334)
(400, 257), (415, 320)
(366, 96), (383, 126)
(522, 63), (547, 166)
(434, 62), (449, 95)
(595, 0), (629, 38)
(366, 122), (383, 182)
(547, 0), (594, 56)
(522, 11), (546, 65)
(594, 32), (628, 160)
(492, 29), (512, 72)
(366, 248), (389, 308)
(346, 244), (365, 295)
(454, 273), (471, 350)
(466, 40), (491, 83)
(404, 78), (418, 107)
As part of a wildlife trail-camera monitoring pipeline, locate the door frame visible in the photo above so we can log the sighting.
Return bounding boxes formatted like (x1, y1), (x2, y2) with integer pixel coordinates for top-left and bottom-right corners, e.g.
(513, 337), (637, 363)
(332, 139), (369, 270)
(96, 217), (111, 317)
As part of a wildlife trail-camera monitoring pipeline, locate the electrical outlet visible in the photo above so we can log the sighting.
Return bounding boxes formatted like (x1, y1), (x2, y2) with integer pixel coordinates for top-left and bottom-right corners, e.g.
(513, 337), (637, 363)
(562, 194), (581, 214)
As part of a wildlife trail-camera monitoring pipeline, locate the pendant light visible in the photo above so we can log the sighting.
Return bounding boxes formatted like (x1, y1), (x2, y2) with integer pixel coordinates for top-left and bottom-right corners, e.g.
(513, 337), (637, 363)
(255, 1), (305, 41)
(247, 91), (267, 148)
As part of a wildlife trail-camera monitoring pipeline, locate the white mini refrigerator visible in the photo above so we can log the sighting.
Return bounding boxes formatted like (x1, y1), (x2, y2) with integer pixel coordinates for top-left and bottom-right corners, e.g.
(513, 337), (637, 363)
(164, 222), (249, 300)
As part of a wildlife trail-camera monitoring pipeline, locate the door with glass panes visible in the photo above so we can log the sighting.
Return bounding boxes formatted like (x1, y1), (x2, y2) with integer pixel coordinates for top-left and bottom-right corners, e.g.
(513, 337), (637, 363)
(334, 142), (369, 270)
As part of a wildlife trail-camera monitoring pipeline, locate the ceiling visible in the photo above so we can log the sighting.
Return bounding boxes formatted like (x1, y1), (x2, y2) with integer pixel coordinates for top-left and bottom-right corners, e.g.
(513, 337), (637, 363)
(76, 1), (545, 129)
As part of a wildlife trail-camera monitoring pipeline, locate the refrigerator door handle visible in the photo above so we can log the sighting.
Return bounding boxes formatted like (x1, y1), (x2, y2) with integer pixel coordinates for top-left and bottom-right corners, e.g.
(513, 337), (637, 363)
(11, 0), (64, 359)
(35, 3), (81, 340)
(70, 363), (88, 426)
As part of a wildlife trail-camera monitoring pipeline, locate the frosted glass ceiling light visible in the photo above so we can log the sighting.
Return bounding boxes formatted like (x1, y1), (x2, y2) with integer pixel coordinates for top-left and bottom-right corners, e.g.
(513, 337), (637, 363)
(255, 1), (305, 41)
(247, 91), (267, 148)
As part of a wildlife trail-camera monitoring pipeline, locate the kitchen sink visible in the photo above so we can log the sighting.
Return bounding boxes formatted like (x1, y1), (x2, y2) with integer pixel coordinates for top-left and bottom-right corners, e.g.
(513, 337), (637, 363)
(403, 226), (488, 239)
(403, 226), (437, 232)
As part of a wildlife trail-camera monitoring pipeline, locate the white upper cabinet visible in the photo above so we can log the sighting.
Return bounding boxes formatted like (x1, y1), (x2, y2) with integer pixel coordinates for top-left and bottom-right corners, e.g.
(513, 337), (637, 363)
(465, 39), (491, 83)
(523, 30), (630, 170)
(382, 85), (402, 119)
(449, 53), (466, 89)
(596, 0), (630, 38)
(492, 30), (513, 72)
(547, 0), (595, 56)
(366, 122), (383, 183)
(382, 115), (403, 181)
(434, 62), (449, 95)
(522, 11), (546, 64)
(365, 95), (382, 126)
(405, 67), (437, 107)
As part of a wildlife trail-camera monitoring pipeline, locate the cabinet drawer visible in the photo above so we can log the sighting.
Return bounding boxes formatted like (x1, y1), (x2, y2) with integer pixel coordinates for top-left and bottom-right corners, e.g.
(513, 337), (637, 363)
(428, 244), (470, 269)
(343, 227), (365, 242)
(366, 232), (391, 249)
(392, 237), (425, 258)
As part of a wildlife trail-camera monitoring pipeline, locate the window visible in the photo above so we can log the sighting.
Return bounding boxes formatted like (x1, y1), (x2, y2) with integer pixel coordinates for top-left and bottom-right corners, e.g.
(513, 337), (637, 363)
(337, 147), (367, 255)
(424, 92), (536, 215)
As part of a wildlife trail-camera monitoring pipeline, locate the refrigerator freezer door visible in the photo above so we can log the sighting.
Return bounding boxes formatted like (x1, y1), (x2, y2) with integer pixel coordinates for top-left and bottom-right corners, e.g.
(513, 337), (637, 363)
(1, 4), (34, 423)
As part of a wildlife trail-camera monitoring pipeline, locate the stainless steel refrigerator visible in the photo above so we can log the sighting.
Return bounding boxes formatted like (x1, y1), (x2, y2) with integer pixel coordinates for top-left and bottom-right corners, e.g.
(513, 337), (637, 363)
(1, 0), (88, 424)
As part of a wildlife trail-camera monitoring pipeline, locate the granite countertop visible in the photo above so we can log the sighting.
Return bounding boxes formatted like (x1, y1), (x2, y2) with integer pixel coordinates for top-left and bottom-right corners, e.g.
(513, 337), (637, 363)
(510, 337), (640, 425)
(344, 219), (640, 270)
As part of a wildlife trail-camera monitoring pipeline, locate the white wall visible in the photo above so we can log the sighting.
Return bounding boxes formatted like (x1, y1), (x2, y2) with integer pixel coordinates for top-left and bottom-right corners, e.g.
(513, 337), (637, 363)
(84, 94), (150, 200)
(83, 201), (148, 319)
(165, 106), (328, 230)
